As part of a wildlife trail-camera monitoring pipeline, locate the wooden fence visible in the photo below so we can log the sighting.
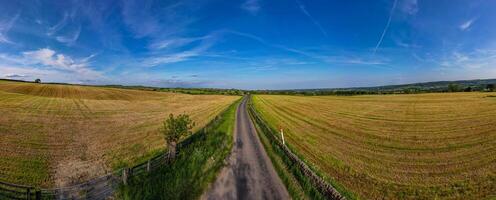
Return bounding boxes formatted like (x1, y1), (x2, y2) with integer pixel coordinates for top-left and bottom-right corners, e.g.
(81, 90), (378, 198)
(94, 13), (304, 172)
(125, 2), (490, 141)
(247, 97), (346, 200)
(0, 110), (227, 200)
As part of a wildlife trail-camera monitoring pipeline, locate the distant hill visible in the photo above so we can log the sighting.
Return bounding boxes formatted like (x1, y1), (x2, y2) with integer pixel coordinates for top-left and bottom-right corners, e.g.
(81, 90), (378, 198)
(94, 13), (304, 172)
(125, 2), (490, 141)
(2, 78), (495, 95)
(339, 79), (496, 92)
(0, 79), (244, 95)
(251, 78), (496, 95)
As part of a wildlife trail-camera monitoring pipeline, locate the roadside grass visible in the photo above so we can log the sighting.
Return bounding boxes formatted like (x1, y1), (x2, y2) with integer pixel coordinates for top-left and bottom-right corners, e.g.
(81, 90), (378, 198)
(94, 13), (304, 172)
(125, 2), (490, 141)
(0, 80), (239, 187)
(253, 93), (496, 199)
(249, 97), (354, 200)
(117, 99), (240, 200)
(252, 113), (317, 200)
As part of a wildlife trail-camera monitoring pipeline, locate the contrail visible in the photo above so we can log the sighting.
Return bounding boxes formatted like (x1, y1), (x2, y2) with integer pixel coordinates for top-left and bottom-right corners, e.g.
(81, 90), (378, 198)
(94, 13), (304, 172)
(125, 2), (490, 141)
(295, 0), (328, 37)
(373, 0), (398, 55)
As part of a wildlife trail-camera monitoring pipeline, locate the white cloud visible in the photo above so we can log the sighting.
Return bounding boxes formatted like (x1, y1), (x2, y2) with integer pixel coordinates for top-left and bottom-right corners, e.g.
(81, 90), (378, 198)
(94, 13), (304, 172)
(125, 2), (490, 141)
(325, 56), (388, 66)
(0, 13), (20, 44)
(5, 74), (28, 78)
(56, 26), (81, 46)
(439, 50), (496, 71)
(0, 49), (104, 83)
(459, 19), (476, 31)
(145, 51), (199, 66)
(149, 36), (208, 50)
(0, 48), (103, 79)
(143, 32), (221, 67)
(242, 0), (261, 15)
(0, 65), (104, 84)
(394, 37), (421, 48)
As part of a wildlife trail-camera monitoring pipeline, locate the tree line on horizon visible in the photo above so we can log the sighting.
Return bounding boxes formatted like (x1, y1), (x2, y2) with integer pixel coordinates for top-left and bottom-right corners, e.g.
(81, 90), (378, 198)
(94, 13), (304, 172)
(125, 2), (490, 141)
(2, 78), (495, 96)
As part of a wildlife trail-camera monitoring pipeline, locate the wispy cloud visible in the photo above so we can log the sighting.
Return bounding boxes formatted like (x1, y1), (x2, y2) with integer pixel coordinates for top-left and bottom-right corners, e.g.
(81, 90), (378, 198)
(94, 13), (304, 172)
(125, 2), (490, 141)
(151, 78), (211, 88)
(242, 57), (310, 72)
(145, 51), (199, 66)
(242, 0), (261, 15)
(5, 74), (28, 78)
(121, 0), (195, 39)
(295, 0), (327, 36)
(0, 12), (20, 44)
(149, 36), (209, 50)
(227, 30), (314, 57)
(122, 0), (160, 38)
(0, 48), (104, 83)
(459, 18), (476, 31)
(0, 65), (106, 84)
(229, 30), (390, 67)
(394, 37), (421, 48)
(324, 56), (389, 67)
(18, 48), (101, 78)
(56, 26), (81, 46)
(373, 0), (398, 55)
(143, 32), (220, 67)
(438, 49), (496, 70)
(47, 12), (69, 36)
(399, 0), (418, 15)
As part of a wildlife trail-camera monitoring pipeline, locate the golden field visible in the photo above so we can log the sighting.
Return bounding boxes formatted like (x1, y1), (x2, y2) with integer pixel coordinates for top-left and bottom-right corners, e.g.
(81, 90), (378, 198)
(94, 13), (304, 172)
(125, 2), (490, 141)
(253, 93), (496, 199)
(0, 80), (239, 187)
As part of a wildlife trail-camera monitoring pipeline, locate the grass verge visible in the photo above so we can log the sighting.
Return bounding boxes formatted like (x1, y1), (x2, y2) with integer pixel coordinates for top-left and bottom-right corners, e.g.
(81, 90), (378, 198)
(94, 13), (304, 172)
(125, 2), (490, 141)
(116, 99), (240, 199)
(253, 116), (311, 199)
(248, 96), (355, 200)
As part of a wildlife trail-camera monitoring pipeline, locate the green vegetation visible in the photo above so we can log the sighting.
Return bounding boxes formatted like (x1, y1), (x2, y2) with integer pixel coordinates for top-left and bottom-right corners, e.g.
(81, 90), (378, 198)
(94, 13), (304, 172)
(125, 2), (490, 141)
(117, 99), (240, 200)
(250, 78), (496, 96)
(253, 93), (496, 199)
(0, 80), (239, 187)
(488, 84), (495, 92)
(3, 77), (496, 96)
(103, 84), (245, 95)
(161, 114), (195, 159)
(249, 97), (354, 200)
(249, 105), (322, 200)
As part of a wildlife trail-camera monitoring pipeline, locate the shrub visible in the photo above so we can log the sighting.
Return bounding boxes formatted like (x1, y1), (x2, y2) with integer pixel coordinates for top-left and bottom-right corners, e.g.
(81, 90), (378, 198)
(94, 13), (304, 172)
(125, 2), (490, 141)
(160, 114), (195, 160)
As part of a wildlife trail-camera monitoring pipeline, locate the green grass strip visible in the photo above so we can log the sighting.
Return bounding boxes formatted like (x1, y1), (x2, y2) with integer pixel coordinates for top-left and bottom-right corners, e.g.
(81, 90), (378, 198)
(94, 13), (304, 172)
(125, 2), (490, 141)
(117, 99), (241, 200)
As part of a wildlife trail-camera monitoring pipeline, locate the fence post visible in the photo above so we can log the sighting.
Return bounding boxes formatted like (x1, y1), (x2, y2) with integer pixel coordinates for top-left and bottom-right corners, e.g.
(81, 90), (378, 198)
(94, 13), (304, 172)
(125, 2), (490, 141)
(122, 168), (128, 185)
(26, 188), (31, 200)
(147, 160), (151, 172)
(35, 190), (41, 200)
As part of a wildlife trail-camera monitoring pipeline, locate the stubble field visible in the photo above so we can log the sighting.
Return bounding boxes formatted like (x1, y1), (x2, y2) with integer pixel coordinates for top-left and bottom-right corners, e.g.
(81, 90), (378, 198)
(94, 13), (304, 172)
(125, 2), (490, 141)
(0, 80), (239, 187)
(253, 93), (496, 199)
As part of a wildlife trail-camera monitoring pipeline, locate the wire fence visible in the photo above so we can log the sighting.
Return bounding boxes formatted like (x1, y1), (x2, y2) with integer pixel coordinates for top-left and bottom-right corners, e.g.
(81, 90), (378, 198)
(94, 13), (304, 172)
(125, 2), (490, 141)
(247, 97), (346, 200)
(0, 109), (227, 200)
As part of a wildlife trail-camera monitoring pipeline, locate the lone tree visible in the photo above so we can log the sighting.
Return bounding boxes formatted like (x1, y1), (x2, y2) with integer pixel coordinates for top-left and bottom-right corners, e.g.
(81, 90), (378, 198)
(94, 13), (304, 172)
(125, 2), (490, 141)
(447, 83), (459, 92)
(160, 113), (195, 160)
(34, 78), (41, 83)
(487, 84), (495, 92)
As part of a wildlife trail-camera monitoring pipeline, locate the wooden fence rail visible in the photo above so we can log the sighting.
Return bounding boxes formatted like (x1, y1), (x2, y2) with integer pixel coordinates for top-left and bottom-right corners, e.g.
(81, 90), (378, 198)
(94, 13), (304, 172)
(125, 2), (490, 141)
(0, 108), (228, 200)
(247, 97), (346, 200)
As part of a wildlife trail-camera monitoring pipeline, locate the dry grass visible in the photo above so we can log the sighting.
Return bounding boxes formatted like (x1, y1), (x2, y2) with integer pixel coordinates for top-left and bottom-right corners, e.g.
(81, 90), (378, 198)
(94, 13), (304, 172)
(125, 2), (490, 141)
(0, 80), (239, 187)
(253, 93), (496, 199)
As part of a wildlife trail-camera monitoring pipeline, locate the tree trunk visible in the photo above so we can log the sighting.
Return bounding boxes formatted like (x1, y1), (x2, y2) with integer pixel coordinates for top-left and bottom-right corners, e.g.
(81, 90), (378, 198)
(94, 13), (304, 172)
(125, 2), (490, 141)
(168, 141), (177, 161)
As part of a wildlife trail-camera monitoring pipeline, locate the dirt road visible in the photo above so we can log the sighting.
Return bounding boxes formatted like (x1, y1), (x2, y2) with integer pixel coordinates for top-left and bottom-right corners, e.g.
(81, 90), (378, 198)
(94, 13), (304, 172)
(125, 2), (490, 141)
(202, 96), (290, 200)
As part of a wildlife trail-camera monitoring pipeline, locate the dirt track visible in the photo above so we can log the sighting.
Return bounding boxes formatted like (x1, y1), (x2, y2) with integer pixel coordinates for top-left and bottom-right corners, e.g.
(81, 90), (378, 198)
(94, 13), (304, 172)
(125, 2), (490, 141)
(202, 97), (290, 200)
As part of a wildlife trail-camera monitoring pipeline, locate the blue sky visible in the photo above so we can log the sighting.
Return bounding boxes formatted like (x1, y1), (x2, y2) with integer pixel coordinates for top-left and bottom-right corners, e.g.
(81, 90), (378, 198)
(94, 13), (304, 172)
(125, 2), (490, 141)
(0, 0), (495, 89)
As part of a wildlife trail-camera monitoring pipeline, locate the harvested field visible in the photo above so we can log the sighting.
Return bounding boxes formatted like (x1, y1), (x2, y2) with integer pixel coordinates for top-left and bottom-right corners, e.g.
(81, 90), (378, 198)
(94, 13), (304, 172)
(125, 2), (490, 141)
(0, 80), (239, 187)
(253, 93), (496, 199)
